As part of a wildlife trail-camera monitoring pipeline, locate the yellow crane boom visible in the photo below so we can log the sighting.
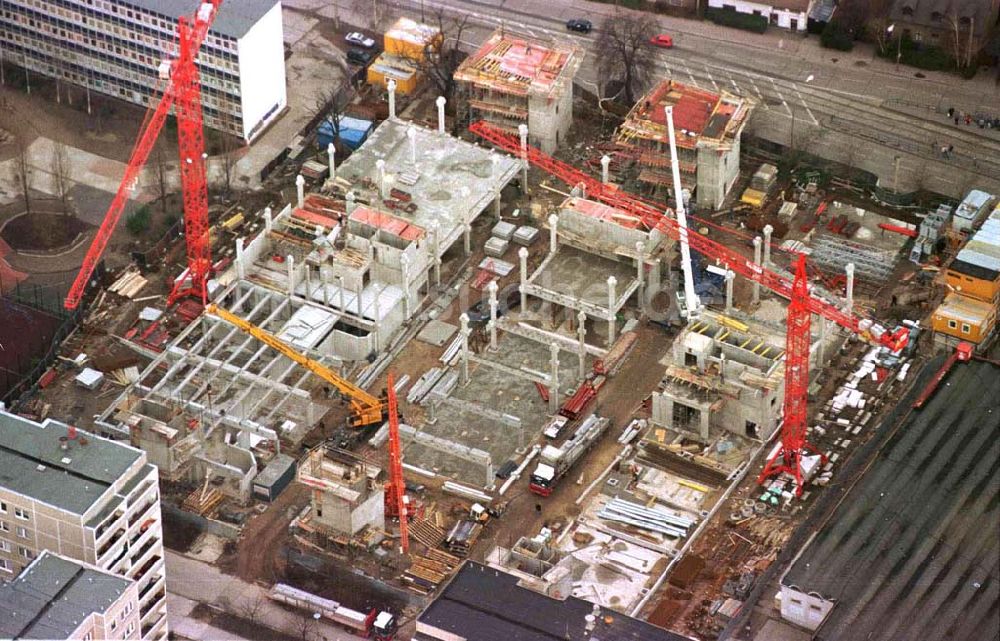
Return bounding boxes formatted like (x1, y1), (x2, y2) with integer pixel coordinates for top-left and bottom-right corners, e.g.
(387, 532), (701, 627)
(205, 304), (386, 427)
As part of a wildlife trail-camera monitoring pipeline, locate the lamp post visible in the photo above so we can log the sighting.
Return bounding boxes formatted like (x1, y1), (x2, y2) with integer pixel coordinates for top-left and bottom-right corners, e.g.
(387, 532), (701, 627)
(887, 24), (902, 69)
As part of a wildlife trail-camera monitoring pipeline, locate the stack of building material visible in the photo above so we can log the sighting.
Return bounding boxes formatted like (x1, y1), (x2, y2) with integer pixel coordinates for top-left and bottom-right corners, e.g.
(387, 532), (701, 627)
(403, 549), (460, 593)
(408, 367), (445, 403)
(484, 237), (509, 257)
(444, 520), (482, 557)
(492, 220), (516, 240)
(108, 268), (147, 299)
(300, 159), (328, 181)
(477, 257), (514, 276)
(74, 368), (104, 390)
(512, 225), (539, 246)
(182, 483), (225, 517)
(410, 518), (447, 549)
(597, 497), (694, 538)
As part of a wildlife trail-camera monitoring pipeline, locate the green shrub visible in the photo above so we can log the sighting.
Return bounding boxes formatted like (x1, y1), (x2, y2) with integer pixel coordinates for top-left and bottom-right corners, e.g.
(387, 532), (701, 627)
(878, 35), (954, 71)
(706, 7), (767, 33)
(821, 21), (855, 51)
(126, 205), (152, 236)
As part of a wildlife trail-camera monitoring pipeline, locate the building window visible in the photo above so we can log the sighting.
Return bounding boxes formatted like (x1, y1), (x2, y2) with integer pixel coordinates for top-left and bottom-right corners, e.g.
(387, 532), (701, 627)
(110, 619), (117, 632)
(14, 508), (29, 521)
(961, 323), (971, 334)
(0, 521), (8, 532)
(0, 559), (11, 573)
(18, 546), (32, 559)
(948, 319), (958, 329)
(125, 622), (135, 636)
(16, 526), (28, 539)
(0, 539), (10, 552)
(0, 501), (6, 513)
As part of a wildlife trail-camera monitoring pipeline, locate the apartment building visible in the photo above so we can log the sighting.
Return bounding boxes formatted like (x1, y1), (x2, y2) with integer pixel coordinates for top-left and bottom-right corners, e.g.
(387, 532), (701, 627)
(0, 551), (141, 640)
(0, 0), (286, 142)
(0, 409), (167, 639)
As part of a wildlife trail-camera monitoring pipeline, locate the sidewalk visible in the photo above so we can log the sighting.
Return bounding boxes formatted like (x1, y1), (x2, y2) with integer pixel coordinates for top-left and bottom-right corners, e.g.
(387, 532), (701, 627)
(165, 550), (367, 641)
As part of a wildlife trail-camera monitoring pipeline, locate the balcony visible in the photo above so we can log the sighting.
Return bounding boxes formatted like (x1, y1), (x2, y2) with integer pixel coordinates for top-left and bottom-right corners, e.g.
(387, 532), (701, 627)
(141, 609), (167, 638)
(127, 497), (157, 529)
(97, 527), (126, 559)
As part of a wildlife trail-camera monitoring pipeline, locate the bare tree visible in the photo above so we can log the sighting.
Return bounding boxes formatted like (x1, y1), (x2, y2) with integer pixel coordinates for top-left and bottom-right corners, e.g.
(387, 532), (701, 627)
(50, 141), (72, 215)
(237, 593), (267, 627)
(307, 82), (351, 149)
(946, 12), (975, 69)
(289, 612), (318, 641)
(597, 9), (657, 105)
(13, 135), (32, 213)
(149, 144), (171, 214)
(217, 133), (241, 197)
(418, 8), (471, 104)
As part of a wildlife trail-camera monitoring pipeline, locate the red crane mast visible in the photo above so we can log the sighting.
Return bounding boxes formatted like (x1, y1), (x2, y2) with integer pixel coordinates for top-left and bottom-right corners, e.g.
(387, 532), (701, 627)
(384, 373), (409, 554)
(469, 120), (908, 494)
(64, 1), (221, 310)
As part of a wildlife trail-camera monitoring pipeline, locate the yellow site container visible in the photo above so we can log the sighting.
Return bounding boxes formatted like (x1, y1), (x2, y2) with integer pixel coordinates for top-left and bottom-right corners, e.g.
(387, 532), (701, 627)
(741, 188), (765, 208)
(384, 17), (441, 62)
(366, 53), (421, 94)
(931, 293), (997, 344)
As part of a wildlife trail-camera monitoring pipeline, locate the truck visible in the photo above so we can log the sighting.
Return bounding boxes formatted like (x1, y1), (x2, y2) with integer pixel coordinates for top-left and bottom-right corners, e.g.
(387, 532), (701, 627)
(529, 414), (610, 496)
(268, 583), (397, 640)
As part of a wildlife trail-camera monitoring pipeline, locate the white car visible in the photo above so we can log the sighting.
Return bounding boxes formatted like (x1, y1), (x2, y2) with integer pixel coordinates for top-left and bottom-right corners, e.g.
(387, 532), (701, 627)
(345, 32), (375, 49)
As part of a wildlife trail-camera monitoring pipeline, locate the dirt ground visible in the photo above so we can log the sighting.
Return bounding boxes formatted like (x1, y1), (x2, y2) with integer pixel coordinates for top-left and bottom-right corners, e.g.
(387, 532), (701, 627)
(0, 210), (90, 250)
(221, 483), (311, 584)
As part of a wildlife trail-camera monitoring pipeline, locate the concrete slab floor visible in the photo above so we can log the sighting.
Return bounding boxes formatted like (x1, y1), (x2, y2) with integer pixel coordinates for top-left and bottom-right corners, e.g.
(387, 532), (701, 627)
(400, 332), (596, 486)
(531, 246), (638, 308)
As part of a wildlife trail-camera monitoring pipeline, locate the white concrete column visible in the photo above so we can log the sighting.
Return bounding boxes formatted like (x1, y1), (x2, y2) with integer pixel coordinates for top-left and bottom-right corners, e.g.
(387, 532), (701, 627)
(436, 96), (447, 134)
(762, 224), (773, 266)
(430, 221), (442, 285)
(407, 124), (417, 164)
(460, 313), (471, 385)
(518, 123), (529, 193)
(327, 143), (336, 181)
(337, 275), (345, 312)
(487, 280), (499, 351)
(295, 174), (305, 209)
(819, 316), (829, 366)
(375, 159), (387, 199)
(518, 247), (529, 311)
(752, 237), (762, 305)
(345, 191), (356, 216)
(549, 342), (560, 413)
(264, 206), (273, 233)
(492, 154), (502, 219)
(387, 79), (397, 120)
(548, 214), (559, 255)
(577, 310), (588, 380)
(463, 221), (472, 255)
(635, 241), (645, 306)
(286, 255), (295, 298)
(601, 155), (611, 185)
(305, 262), (312, 297)
(236, 237), (246, 280)
(725, 269), (735, 314)
(607, 276), (618, 346)
(321, 267), (330, 305)
(845, 263), (855, 314)
(400, 254), (411, 319)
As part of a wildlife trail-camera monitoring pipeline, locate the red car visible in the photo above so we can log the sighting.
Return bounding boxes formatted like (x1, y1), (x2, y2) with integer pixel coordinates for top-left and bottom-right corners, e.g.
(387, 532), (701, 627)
(650, 33), (674, 48)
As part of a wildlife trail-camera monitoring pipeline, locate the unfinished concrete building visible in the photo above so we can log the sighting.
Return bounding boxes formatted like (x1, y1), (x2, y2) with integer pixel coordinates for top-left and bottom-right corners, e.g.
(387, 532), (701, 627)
(617, 80), (754, 209)
(453, 29), (582, 153)
(296, 446), (384, 543)
(650, 314), (787, 442)
(520, 196), (669, 346)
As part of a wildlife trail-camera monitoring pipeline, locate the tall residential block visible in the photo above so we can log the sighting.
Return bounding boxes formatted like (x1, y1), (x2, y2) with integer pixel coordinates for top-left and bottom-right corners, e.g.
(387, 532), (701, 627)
(0, 409), (168, 639)
(0, 551), (142, 640)
(0, 0), (287, 142)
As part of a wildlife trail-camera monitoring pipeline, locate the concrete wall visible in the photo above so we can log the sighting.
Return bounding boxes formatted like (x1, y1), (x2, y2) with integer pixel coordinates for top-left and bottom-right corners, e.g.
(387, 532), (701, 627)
(696, 138), (741, 210)
(237, 2), (288, 142)
(528, 83), (574, 154)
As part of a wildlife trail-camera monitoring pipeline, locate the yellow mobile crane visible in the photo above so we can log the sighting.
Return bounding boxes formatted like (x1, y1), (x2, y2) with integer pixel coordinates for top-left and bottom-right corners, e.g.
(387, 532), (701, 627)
(205, 305), (387, 427)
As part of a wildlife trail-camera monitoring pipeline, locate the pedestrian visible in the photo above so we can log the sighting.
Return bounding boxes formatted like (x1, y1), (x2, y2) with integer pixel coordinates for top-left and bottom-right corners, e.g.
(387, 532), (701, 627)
(947, 107), (955, 118)
(965, 114), (972, 125)
(954, 115), (961, 125)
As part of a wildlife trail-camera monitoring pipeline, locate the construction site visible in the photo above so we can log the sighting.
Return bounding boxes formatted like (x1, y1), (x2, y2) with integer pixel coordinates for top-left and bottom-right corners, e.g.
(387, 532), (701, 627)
(1, 4), (998, 641)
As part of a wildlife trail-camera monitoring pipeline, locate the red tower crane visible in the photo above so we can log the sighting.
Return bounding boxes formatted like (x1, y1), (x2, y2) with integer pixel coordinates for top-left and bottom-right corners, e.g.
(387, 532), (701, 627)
(384, 373), (409, 554)
(64, 0), (221, 310)
(469, 121), (908, 494)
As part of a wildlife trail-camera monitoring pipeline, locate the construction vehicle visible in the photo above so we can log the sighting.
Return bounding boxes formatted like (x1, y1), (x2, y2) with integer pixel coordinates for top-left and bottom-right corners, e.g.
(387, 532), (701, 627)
(530, 414), (610, 496)
(66, 0), (221, 310)
(383, 372), (409, 554)
(269, 583), (397, 640)
(913, 341), (974, 409)
(204, 305), (387, 427)
(470, 501), (507, 524)
(471, 119), (910, 495)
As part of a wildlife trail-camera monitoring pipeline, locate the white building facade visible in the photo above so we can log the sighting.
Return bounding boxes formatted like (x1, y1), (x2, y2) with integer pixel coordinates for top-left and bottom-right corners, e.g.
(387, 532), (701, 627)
(708, 0), (811, 31)
(0, 0), (286, 141)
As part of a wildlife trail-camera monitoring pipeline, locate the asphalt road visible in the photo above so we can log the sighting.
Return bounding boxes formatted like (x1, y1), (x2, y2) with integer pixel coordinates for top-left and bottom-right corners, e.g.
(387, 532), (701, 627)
(292, 0), (1000, 198)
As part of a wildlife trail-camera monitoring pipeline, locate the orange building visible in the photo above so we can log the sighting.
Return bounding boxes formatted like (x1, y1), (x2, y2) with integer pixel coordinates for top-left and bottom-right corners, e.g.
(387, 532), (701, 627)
(931, 293), (997, 346)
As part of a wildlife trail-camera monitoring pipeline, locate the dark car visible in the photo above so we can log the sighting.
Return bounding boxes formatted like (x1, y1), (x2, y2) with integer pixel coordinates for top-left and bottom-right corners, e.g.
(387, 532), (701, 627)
(566, 19), (592, 33)
(346, 48), (374, 65)
(465, 285), (520, 323)
(495, 460), (518, 480)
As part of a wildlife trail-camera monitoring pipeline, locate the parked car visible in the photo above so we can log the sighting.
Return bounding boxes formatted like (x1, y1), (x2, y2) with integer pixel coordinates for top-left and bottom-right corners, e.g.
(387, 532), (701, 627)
(346, 49), (374, 65)
(649, 33), (674, 48)
(465, 285), (520, 323)
(345, 32), (376, 48)
(566, 19), (592, 33)
(495, 460), (518, 480)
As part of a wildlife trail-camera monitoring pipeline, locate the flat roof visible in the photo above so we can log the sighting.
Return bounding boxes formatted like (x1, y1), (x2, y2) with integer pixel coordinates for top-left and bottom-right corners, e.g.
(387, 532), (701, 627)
(618, 80), (751, 149)
(0, 552), (132, 640)
(417, 561), (692, 641)
(528, 245), (638, 309)
(454, 29), (581, 97)
(0, 411), (142, 515)
(783, 357), (1000, 641)
(124, 0), (279, 40)
(384, 17), (440, 46)
(934, 293), (996, 325)
(561, 197), (644, 230)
